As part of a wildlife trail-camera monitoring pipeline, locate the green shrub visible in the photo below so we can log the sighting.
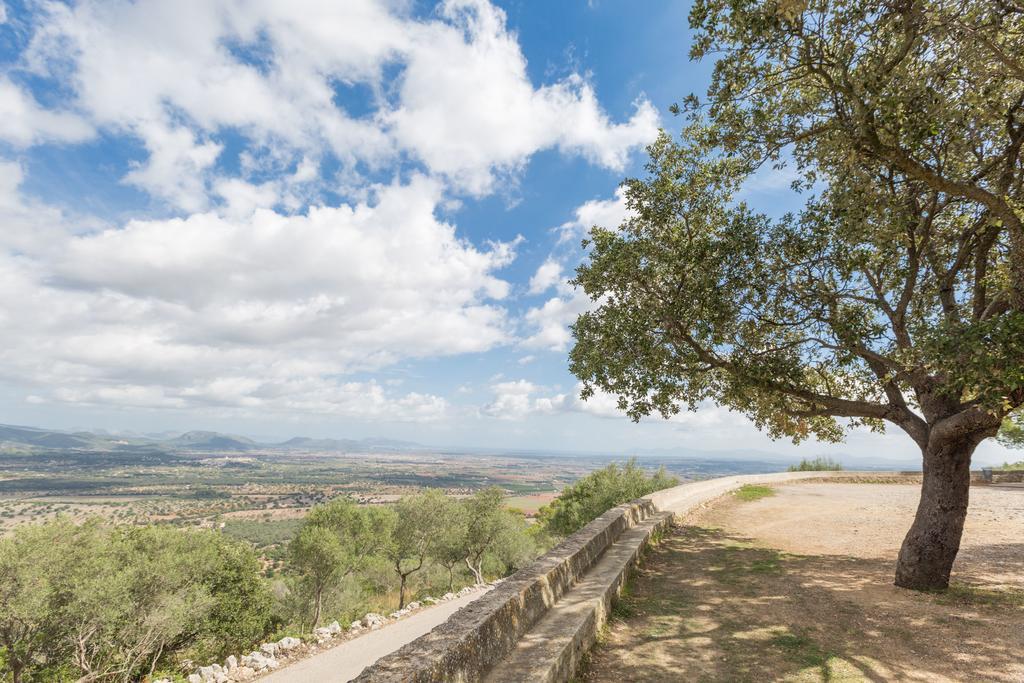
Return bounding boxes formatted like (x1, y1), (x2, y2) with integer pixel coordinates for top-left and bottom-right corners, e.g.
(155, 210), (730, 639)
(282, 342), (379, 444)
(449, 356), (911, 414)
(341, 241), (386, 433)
(787, 456), (843, 472)
(0, 518), (273, 682)
(537, 459), (678, 537)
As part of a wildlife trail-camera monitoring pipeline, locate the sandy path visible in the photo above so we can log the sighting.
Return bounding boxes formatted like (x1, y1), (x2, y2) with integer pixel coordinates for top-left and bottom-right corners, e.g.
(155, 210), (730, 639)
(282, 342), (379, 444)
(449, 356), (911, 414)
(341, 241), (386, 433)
(260, 588), (489, 682)
(702, 483), (1024, 587)
(585, 482), (1024, 683)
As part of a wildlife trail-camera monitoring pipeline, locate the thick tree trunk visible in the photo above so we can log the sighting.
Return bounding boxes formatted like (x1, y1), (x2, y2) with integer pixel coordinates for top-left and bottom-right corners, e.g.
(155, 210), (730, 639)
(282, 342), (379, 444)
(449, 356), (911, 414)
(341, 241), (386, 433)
(894, 433), (981, 590)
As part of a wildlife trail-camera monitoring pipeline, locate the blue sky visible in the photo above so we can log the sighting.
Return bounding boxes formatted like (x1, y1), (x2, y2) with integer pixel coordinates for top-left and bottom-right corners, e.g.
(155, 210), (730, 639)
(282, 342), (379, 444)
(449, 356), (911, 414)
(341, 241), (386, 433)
(0, 0), (1013, 465)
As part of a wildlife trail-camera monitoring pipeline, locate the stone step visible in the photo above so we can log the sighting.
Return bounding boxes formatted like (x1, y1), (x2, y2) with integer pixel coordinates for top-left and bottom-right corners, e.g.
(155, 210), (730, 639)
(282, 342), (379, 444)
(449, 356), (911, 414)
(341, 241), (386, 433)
(484, 510), (672, 683)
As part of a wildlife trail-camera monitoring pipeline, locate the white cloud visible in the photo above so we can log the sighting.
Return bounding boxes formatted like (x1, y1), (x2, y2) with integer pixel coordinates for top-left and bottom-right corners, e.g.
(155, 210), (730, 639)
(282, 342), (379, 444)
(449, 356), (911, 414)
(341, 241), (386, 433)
(122, 123), (223, 212)
(528, 258), (564, 294)
(0, 173), (509, 421)
(21, 0), (656, 208)
(558, 185), (632, 243)
(569, 382), (741, 429)
(522, 289), (593, 351)
(387, 1), (659, 194)
(482, 379), (566, 420)
(0, 1), (661, 428)
(0, 3), (7, 24)
(0, 76), (93, 147)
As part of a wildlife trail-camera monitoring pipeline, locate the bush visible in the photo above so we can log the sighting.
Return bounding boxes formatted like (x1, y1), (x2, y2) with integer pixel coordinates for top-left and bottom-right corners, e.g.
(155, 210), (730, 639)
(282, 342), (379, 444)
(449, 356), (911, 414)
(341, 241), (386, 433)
(537, 459), (678, 537)
(0, 518), (273, 682)
(788, 456), (843, 472)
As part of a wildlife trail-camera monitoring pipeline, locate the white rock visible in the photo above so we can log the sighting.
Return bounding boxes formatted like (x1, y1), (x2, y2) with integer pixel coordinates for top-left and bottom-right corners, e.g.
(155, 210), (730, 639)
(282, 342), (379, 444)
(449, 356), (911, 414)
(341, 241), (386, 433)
(327, 620), (342, 634)
(424, 596), (439, 604)
(197, 665), (216, 682)
(349, 620), (363, 630)
(225, 654), (237, 671)
(442, 592), (456, 601)
(407, 601), (421, 610)
(277, 636), (301, 651)
(188, 675), (202, 683)
(363, 612), (386, 629)
(213, 673), (229, 683)
(388, 611), (402, 619)
(232, 666), (256, 681)
(242, 652), (275, 671)
(259, 642), (277, 657)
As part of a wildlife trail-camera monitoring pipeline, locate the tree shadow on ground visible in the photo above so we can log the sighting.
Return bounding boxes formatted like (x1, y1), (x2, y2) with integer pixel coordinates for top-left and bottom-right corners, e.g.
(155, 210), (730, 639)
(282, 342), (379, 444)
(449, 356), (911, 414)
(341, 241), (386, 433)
(580, 527), (1024, 683)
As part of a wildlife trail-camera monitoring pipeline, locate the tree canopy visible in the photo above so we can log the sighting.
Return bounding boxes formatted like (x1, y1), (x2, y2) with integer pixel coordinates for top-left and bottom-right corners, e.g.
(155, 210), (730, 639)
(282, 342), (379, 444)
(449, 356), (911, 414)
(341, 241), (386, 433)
(0, 519), (272, 683)
(570, 0), (1024, 591)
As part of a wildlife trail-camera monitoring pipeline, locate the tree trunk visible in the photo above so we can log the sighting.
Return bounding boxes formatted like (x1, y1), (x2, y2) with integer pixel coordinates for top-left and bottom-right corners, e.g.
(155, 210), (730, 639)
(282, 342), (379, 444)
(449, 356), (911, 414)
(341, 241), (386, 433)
(398, 574), (407, 609)
(447, 565), (454, 592)
(894, 433), (981, 590)
(311, 585), (323, 629)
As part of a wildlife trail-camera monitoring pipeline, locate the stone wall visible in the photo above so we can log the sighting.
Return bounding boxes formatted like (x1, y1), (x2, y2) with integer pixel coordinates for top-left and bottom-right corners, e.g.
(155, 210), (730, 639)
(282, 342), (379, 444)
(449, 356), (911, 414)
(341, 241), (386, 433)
(354, 471), (923, 682)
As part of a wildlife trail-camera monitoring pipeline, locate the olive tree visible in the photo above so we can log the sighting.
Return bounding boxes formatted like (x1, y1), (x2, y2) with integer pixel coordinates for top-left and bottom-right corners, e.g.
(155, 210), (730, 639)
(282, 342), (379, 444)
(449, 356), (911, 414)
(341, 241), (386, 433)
(461, 487), (523, 585)
(384, 490), (453, 609)
(290, 498), (389, 627)
(570, 0), (1024, 590)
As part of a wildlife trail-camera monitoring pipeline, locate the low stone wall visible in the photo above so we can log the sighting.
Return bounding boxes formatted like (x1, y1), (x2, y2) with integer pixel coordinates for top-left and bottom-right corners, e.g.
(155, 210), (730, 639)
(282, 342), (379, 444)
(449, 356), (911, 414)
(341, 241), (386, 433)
(353, 497), (660, 682)
(990, 469), (1024, 483)
(355, 470), (920, 682)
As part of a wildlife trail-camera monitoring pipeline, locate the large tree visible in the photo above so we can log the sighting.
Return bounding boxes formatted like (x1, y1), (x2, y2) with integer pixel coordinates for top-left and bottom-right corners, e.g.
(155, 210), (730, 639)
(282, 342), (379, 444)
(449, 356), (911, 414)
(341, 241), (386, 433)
(570, 0), (1024, 590)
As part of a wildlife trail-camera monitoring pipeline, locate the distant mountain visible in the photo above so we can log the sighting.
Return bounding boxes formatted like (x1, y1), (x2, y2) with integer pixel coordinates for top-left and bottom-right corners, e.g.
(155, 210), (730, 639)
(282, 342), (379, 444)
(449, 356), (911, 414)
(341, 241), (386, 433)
(166, 430), (257, 451)
(0, 424), (100, 449)
(0, 422), (429, 454)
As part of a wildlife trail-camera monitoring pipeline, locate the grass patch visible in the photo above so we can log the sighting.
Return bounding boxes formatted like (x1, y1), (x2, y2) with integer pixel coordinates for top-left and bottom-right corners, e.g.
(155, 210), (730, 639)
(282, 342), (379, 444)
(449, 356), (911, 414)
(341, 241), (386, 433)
(734, 484), (774, 501)
(932, 582), (1024, 608)
(770, 631), (835, 674)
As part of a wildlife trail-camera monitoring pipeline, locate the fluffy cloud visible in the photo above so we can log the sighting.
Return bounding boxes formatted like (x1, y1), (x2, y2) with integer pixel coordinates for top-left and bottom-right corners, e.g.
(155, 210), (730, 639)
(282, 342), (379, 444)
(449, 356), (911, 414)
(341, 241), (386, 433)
(481, 380), (566, 420)
(0, 76), (93, 147)
(522, 188), (635, 351)
(21, 0), (657, 208)
(387, 1), (659, 194)
(558, 185), (632, 243)
(522, 290), (593, 351)
(0, 1), (659, 425)
(0, 174), (507, 420)
(528, 258), (564, 295)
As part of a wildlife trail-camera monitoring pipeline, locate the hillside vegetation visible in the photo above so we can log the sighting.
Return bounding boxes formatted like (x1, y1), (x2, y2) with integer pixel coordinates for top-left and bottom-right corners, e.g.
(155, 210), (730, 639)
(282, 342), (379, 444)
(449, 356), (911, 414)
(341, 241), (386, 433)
(537, 459), (677, 537)
(0, 486), (537, 683)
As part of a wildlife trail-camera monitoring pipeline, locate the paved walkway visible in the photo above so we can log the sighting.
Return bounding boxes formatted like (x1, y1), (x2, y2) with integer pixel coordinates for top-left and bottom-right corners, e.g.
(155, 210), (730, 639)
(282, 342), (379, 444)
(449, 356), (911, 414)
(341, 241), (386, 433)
(260, 589), (490, 682)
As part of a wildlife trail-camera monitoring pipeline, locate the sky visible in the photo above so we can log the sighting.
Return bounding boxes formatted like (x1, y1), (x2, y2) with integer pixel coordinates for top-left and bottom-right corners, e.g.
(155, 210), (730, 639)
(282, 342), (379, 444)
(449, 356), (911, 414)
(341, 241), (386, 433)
(0, 0), (1015, 465)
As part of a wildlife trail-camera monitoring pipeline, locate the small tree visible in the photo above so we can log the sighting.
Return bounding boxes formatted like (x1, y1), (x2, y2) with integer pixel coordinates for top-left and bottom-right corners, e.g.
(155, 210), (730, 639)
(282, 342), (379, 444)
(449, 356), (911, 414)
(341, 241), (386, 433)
(289, 525), (346, 630)
(571, 0), (1024, 591)
(460, 487), (524, 585)
(290, 498), (388, 627)
(385, 490), (454, 609)
(429, 497), (470, 592)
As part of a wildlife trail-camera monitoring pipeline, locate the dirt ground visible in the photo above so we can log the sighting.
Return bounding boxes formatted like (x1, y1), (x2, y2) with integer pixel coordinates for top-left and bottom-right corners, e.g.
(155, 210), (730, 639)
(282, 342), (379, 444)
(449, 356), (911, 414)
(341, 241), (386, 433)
(583, 483), (1024, 683)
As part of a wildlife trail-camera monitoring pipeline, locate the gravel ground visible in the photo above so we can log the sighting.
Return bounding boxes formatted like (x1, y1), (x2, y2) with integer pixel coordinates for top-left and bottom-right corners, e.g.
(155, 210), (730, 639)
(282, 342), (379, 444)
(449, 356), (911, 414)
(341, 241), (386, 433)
(583, 482), (1024, 683)
(703, 483), (1024, 588)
